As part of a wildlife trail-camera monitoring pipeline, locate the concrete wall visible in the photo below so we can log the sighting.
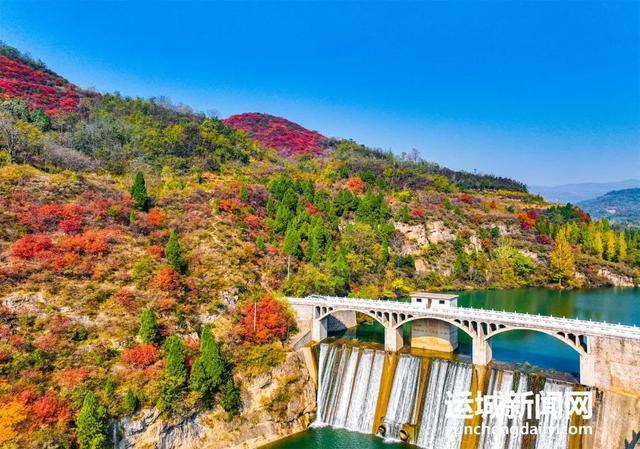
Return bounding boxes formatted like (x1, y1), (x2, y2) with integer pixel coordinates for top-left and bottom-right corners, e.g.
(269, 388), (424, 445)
(326, 310), (358, 332)
(583, 336), (640, 395)
(410, 318), (458, 352)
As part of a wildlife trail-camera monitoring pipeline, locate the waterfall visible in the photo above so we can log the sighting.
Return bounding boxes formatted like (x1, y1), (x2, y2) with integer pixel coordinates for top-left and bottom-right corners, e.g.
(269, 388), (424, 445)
(382, 354), (422, 440)
(534, 379), (573, 449)
(477, 370), (530, 449)
(315, 344), (385, 433)
(415, 359), (473, 449)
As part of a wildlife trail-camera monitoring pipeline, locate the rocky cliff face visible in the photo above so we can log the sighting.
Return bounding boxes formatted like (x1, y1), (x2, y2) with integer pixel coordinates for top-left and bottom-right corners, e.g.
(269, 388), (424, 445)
(113, 351), (316, 449)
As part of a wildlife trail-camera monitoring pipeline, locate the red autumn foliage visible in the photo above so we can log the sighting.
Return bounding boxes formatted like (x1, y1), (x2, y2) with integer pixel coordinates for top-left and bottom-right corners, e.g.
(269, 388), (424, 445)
(223, 113), (329, 158)
(57, 368), (90, 388)
(243, 214), (262, 229)
(34, 333), (59, 352)
(218, 198), (241, 213)
(57, 230), (109, 255)
(489, 200), (497, 209)
(516, 211), (537, 229)
(460, 193), (474, 204)
(115, 288), (135, 308)
(11, 234), (52, 259)
(537, 234), (552, 245)
(58, 218), (82, 234)
(0, 53), (91, 115)
(239, 295), (293, 344)
(122, 343), (158, 367)
(147, 208), (165, 227)
(148, 244), (164, 258)
(345, 176), (366, 194)
(152, 267), (181, 291)
(410, 207), (426, 219)
(31, 391), (72, 426)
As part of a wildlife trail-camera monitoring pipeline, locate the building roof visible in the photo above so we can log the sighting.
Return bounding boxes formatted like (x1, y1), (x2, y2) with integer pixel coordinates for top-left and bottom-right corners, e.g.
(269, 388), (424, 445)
(410, 291), (458, 300)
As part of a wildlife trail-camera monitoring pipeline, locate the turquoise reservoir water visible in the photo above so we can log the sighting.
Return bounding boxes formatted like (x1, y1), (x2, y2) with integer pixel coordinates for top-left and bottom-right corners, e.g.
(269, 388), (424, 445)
(262, 427), (410, 449)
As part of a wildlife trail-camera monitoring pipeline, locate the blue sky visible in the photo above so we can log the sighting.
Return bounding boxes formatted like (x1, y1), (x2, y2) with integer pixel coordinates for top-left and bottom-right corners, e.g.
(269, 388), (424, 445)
(1, 1), (638, 185)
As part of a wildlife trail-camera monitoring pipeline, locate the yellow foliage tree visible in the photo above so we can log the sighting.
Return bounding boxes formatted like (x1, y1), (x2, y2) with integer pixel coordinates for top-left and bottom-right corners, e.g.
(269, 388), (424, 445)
(550, 229), (576, 287)
(618, 233), (627, 261)
(0, 401), (27, 445)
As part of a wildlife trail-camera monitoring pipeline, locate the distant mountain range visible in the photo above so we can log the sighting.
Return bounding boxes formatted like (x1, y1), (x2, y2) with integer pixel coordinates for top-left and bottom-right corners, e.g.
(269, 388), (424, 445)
(529, 179), (640, 204)
(578, 188), (640, 226)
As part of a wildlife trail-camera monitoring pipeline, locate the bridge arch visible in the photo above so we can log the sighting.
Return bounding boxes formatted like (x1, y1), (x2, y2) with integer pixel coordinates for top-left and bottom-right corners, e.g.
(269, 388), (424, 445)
(485, 326), (588, 355)
(394, 315), (477, 340)
(315, 306), (388, 328)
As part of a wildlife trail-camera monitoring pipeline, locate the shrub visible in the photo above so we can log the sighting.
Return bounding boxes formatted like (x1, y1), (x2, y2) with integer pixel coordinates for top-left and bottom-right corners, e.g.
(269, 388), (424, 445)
(152, 267), (181, 291)
(122, 343), (158, 367)
(10, 234), (52, 259)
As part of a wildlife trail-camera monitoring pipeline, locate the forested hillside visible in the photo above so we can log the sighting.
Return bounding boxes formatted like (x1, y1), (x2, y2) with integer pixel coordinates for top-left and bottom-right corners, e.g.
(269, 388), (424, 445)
(0, 44), (639, 448)
(578, 188), (640, 227)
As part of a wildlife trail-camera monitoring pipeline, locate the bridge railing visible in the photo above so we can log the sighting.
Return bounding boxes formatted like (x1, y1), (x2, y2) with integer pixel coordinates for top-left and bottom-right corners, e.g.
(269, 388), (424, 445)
(286, 295), (640, 340)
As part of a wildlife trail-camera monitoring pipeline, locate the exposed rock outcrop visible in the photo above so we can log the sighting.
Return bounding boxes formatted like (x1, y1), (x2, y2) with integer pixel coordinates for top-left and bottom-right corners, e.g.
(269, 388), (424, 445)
(113, 351), (316, 449)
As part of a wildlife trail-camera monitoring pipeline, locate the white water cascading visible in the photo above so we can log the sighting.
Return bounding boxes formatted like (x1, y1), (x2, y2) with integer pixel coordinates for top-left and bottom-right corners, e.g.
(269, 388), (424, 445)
(317, 343), (581, 449)
(534, 379), (574, 449)
(477, 369), (530, 449)
(382, 354), (422, 440)
(315, 344), (385, 433)
(416, 359), (473, 449)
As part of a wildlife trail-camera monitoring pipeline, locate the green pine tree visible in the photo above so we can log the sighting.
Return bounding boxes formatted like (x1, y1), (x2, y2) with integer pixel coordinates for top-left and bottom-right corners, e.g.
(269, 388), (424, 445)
(220, 378), (241, 414)
(130, 171), (149, 211)
(189, 324), (224, 407)
(256, 236), (266, 252)
(158, 335), (187, 412)
(139, 309), (158, 343)
(124, 388), (139, 416)
(165, 230), (182, 273)
(76, 391), (108, 449)
(283, 225), (301, 277)
(239, 183), (249, 202)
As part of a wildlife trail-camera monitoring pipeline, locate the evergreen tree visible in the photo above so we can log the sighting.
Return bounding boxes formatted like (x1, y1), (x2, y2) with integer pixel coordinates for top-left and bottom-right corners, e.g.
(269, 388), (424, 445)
(190, 324), (224, 407)
(605, 230), (617, 261)
(549, 229), (575, 287)
(256, 236), (265, 252)
(165, 230), (182, 273)
(283, 225), (301, 277)
(220, 378), (242, 414)
(618, 232), (627, 261)
(76, 391), (108, 449)
(124, 388), (138, 416)
(396, 205), (410, 223)
(158, 336), (187, 411)
(306, 221), (326, 265)
(130, 171), (149, 211)
(239, 183), (249, 202)
(139, 309), (158, 344)
(331, 250), (350, 294)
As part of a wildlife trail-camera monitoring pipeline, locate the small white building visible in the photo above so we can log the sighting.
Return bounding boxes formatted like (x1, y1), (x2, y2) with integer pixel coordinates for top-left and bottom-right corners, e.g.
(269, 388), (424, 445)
(410, 291), (458, 309)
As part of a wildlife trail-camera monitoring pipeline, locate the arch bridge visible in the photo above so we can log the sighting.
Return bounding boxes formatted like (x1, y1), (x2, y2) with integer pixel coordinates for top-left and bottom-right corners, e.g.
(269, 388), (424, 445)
(287, 294), (640, 392)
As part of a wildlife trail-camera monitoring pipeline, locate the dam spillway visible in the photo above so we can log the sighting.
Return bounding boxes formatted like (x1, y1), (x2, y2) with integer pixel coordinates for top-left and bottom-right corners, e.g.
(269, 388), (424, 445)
(315, 343), (583, 449)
